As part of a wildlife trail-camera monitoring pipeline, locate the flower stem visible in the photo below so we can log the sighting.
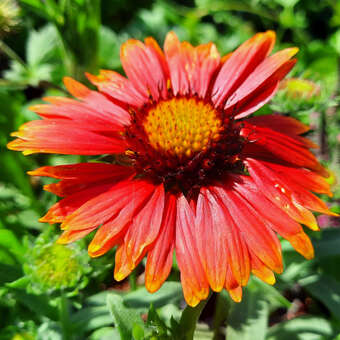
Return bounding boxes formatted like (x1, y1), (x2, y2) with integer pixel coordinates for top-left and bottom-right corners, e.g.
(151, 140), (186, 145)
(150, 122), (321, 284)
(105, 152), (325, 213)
(59, 293), (71, 340)
(0, 40), (26, 67)
(212, 292), (230, 339)
(178, 294), (211, 340)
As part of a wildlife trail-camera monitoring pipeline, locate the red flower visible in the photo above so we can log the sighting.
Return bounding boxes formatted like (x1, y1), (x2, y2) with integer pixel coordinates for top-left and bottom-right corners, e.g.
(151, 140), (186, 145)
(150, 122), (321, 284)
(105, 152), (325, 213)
(8, 31), (337, 306)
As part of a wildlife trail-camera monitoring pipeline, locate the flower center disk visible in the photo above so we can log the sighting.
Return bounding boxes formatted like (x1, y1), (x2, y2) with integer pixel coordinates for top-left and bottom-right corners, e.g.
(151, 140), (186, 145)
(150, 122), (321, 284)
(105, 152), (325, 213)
(126, 96), (245, 194)
(143, 97), (222, 158)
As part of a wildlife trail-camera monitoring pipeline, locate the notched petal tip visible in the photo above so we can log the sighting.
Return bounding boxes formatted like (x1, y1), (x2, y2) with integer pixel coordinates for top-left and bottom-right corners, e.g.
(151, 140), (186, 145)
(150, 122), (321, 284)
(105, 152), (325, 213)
(228, 286), (243, 303)
(114, 268), (129, 282)
(287, 231), (314, 260)
(56, 233), (72, 245)
(63, 76), (90, 99)
(145, 279), (163, 294)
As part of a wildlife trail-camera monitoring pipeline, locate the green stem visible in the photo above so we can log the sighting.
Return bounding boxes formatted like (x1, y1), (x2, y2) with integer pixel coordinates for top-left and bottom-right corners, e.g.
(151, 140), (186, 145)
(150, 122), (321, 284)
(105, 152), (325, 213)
(178, 294), (211, 340)
(0, 40), (26, 67)
(59, 293), (71, 340)
(212, 292), (230, 340)
(129, 271), (137, 291)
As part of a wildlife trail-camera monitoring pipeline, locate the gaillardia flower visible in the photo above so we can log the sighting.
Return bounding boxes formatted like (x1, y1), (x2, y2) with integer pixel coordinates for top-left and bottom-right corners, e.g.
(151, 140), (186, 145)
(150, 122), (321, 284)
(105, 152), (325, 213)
(8, 31), (337, 306)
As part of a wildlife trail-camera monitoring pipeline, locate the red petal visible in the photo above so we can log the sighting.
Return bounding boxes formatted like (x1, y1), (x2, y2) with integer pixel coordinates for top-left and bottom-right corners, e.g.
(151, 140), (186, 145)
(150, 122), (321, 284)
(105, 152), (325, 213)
(62, 77), (130, 126)
(176, 195), (209, 306)
(212, 31), (275, 108)
(245, 114), (310, 135)
(233, 175), (303, 238)
(40, 182), (114, 224)
(145, 194), (176, 293)
(124, 184), (165, 268)
(285, 231), (314, 259)
(60, 179), (155, 232)
(229, 49), (298, 118)
(215, 185), (283, 273)
(246, 158), (319, 230)
(164, 32), (220, 98)
(250, 251), (276, 284)
(225, 266), (243, 302)
(242, 125), (326, 175)
(114, 242), (146, 281)
(87, 185), (158, 258)
(256, 159), (335, 217)
(195, 188), (228, 291)
(86, 69), (147, 107)
(121, 39), (168, 101)
(209, 186), (251, 286)
(29, 163), (134, 197)
(263, 162), (332, 196)
(231, 175), (316, 259)
(8, 120), (126, 155)
(28, 162), (131, 180)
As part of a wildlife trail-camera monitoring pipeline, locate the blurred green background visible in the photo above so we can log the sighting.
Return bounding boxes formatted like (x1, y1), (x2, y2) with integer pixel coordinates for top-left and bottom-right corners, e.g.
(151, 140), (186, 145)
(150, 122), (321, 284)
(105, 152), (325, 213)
(0, 0), (340, 339)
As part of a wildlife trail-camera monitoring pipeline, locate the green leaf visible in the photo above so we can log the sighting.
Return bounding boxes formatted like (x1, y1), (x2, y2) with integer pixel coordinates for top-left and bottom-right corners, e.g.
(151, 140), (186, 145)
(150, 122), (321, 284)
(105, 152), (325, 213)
(266, 316), (334, 340)
(0, 263), (22, 284)
(226, 287), (269, 340)
(251, 279), (291, 310)
(0, 229), (25, 262)
(89, 327), (121, 340)
(106, 293), (145, 340)
(26, 24), (60, 66)
(37, 321), (63, 340)
(99, 27), (121, 69)
(299, 274), (340, 320)
(132, 324), (145, 340)
(10, 288), (58, 320)
(314, 229), (340, 258)
(146, 304), (169, 338)
(70, 305), (113, 333)
(124, 282), (183, 309)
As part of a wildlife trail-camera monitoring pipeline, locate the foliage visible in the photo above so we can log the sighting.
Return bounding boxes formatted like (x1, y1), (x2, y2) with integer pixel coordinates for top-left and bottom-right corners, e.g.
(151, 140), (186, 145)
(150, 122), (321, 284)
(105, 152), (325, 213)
(0, 0), (339, 339)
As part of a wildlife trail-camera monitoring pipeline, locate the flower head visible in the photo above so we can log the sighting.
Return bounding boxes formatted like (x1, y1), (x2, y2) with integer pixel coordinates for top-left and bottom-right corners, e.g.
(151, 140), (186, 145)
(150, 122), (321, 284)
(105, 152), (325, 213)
(0, 0), (20, 36)
(25, 237), (89, 293)
(8, 31), (337, 306)
(279, 78), (321, 99)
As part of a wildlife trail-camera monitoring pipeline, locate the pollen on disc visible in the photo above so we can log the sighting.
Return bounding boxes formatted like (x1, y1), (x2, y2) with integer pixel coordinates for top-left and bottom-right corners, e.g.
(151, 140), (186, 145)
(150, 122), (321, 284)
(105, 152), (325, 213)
(143, 97), (222, 158)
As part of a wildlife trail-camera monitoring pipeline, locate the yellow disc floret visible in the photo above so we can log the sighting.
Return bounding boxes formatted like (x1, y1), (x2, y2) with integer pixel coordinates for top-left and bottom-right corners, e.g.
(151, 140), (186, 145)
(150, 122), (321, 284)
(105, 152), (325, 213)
(143, 97), (222, 158)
